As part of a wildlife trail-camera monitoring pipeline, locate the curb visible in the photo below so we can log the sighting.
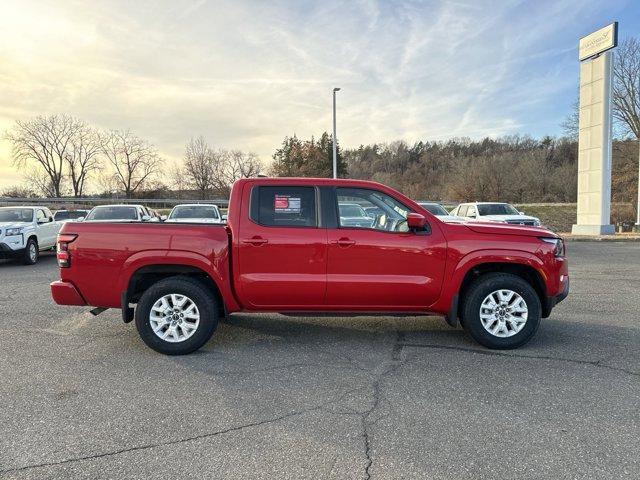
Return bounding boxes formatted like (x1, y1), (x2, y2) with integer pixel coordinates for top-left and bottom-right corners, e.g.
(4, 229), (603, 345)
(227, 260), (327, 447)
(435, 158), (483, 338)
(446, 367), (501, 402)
(561, 235), (640, 242)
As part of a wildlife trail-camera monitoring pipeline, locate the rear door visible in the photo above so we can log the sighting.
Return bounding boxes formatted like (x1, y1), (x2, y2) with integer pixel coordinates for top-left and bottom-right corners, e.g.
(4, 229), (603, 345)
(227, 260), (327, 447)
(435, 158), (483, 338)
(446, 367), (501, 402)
(236, 184), (328, 309)
(325, 187), (447, 309)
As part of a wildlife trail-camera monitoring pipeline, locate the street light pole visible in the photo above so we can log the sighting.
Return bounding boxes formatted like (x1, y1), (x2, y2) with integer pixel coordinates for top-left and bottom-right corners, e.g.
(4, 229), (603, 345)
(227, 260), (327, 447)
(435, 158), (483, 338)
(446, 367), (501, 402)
(636, 76), (640, 232)
(332, 87), (340, 179)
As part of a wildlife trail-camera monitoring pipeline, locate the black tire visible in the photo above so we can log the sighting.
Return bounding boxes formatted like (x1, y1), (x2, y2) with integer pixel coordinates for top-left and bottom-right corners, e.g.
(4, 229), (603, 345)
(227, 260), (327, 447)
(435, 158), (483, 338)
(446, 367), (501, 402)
(22, 237), (39, 265)
(134, 276), (218, 355)
(460, 273), (541, 349)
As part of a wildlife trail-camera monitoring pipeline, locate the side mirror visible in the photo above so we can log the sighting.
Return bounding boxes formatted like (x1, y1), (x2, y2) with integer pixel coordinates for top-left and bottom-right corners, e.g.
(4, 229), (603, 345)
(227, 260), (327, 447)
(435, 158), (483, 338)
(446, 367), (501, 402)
(407, 213), (427, 230)
(37, 217), (47, 224)
(221, 215), (227, 221)
(160, 215), (167, 221)
(519, 211), (525, 215)
(141, 215), (151, 222)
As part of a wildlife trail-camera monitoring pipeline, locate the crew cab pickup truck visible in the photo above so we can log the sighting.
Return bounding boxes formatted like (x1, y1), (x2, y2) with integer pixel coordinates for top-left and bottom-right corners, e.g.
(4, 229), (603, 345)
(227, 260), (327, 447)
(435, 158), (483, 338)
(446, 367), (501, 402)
(0, 206), (61, 264)
(51, 178), (569, 355)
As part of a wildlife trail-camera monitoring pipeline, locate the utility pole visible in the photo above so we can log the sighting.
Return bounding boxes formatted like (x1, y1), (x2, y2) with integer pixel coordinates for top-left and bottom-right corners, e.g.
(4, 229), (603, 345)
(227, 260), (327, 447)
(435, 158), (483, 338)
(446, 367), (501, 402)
(332, 87), (340, 179)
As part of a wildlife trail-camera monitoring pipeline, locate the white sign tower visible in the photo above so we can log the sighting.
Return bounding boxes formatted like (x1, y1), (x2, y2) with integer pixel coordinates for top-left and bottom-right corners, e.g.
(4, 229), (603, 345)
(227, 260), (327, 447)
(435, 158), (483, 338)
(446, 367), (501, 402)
(572, 22), (618, 236)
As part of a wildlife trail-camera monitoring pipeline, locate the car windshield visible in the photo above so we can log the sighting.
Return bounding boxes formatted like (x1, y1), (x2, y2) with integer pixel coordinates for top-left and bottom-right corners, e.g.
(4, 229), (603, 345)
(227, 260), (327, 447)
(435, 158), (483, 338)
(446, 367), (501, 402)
(54, 211), (86, 221)
(169, 205), (220, 219)
(477, 204), (519, 216)
(339, 204), (367, 217)
(0, 208), (34, 222)
(420, 203), (449, 216)
(86, 206), (138, 221)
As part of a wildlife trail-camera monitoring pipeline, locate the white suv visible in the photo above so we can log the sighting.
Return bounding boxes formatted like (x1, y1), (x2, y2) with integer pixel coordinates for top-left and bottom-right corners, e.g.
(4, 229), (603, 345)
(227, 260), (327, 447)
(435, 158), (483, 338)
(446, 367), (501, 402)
(451, 202), (541, 227)
(0, 206), (61, 264)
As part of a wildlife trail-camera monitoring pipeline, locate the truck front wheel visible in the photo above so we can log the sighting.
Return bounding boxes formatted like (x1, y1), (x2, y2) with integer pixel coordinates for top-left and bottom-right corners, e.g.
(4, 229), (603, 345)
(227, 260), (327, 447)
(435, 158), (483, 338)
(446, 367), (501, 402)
(460, 273), (541, 349)
(135, 276), (218, 355)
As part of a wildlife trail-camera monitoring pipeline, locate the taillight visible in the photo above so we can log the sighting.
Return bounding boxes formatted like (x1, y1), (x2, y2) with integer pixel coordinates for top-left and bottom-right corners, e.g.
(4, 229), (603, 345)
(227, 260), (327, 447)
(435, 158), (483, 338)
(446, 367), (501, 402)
(56, 234), (78, 268)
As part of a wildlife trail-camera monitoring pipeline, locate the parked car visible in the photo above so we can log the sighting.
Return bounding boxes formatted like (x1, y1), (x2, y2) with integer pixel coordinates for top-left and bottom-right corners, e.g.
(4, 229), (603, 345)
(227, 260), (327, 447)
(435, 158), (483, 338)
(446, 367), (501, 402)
(417, 202), (462, 222)
(0, 206), (61, 264)
(451, 202), (541, 227)
(53, 210), (89, 223)
(363, 206), (384, 218)
(51, 177), (568, 355)
(338, 202), (375, 228)
(165, 204), (223, 224)
(83, 205), (157, 223)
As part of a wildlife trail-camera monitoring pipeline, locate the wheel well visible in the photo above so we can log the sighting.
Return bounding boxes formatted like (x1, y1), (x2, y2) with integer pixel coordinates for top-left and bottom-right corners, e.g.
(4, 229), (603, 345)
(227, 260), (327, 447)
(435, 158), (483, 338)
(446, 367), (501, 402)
(457, 262), (547, 317)
(126, 265), (225, 318)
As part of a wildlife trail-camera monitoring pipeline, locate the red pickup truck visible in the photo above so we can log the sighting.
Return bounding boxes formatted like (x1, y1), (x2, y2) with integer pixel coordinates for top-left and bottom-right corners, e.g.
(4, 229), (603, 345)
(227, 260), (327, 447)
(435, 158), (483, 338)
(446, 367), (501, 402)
(51, 178), (568, 355)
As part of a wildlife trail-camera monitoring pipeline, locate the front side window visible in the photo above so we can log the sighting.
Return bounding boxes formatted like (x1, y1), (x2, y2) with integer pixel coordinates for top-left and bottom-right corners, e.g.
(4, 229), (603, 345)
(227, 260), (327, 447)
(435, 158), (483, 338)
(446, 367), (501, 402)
(336, 188), (410, 232)
(251, 186), (317, 227)
(36, 209), (46, 222)
(466, 206), (477, 218)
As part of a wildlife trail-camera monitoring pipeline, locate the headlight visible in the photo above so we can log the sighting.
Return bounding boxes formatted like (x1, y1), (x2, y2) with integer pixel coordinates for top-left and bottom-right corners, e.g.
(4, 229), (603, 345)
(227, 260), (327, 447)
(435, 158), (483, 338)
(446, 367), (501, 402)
(6, 227), (23, 236)
(541, 237), (565, 257)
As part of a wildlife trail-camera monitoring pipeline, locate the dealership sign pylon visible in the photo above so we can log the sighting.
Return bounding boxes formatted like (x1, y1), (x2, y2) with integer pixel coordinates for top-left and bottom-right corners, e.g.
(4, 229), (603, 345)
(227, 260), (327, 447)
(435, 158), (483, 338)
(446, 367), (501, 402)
(572, 22), (618, 236)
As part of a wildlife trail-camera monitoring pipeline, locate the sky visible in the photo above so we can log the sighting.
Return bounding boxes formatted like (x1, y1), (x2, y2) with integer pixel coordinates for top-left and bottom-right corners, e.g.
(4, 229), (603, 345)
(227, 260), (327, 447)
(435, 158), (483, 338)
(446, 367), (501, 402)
(0, 0), (639, 191)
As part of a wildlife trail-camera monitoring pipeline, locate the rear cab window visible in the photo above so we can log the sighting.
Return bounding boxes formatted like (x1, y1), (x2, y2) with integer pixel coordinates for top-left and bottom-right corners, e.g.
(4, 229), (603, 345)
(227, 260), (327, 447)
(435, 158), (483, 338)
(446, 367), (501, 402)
(250, 186), (317, 227)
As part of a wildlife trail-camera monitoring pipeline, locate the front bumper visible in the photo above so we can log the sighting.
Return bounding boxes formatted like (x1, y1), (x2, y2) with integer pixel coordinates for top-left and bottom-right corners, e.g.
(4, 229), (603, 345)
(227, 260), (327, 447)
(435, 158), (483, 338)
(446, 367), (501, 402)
(51, 280), (87, 306)
(543, 276), (569, 317)
(0, 242), (25, 258)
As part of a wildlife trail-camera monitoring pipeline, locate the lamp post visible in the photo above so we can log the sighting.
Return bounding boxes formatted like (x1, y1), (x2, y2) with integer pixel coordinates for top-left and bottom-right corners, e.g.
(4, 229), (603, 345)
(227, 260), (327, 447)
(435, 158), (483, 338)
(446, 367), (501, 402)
(332, 87), (340, 179)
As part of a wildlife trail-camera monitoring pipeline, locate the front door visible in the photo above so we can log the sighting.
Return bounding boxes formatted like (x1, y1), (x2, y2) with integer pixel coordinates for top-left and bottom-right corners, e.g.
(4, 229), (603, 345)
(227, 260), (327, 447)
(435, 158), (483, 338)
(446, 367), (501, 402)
(326, 187), (447, 309)
(237, 184), (327, 309)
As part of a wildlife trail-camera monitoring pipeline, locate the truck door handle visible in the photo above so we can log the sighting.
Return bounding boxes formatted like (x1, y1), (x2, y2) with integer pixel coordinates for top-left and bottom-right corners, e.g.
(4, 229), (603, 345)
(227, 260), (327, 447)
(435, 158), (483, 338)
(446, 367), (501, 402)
(333, 238), (355, 247)
(242, 236), (268, 246)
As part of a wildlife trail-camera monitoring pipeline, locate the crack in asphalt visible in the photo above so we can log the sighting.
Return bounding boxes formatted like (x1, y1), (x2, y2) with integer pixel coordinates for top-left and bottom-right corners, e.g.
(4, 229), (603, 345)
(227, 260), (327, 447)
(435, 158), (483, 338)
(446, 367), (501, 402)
(399, 342), (640, 378)
(0, 387), (362, 476)
(361, 329), (407, 480)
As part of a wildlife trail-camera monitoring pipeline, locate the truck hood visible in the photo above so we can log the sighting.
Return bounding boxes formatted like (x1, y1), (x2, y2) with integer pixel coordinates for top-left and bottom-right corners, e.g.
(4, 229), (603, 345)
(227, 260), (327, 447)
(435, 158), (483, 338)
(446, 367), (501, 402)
(0, 222), (30, 230)
(480, 214), (539, 223)
(464, 221), (557, 238)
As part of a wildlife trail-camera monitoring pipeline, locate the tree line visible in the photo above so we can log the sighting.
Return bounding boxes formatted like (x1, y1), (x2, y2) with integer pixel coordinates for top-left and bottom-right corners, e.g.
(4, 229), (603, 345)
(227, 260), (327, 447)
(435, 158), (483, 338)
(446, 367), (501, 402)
(3, 116), (261, 199)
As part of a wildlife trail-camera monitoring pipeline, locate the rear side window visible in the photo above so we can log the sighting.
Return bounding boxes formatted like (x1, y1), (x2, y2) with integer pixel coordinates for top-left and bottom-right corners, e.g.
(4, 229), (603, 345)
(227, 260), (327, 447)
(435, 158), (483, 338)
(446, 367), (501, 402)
(250, 186), (316, 227)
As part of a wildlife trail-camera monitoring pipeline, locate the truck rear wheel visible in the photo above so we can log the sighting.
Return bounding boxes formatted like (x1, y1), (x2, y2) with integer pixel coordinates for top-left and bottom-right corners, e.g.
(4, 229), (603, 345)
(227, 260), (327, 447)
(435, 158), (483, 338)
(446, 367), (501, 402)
(460, 273), (541, 349)
(135, 276), (218, 355)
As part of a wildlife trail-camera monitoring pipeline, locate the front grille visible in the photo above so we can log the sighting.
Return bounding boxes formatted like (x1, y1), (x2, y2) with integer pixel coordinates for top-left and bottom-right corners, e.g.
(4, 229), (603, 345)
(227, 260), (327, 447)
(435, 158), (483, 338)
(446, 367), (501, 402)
(506, 220), (536, 226)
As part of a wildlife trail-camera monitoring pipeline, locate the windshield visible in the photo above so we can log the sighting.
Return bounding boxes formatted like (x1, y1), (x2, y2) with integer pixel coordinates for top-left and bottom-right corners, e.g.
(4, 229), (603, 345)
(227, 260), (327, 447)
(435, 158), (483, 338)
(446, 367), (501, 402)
(169, 205), (220, 220)
(86, 206), (138, 221)
(0, 208), (34, 222)
(477, 204), (519, 216)
(54, 211), (86, 221)
(339, 204), (367, 217)
(420, 203), (449, 216)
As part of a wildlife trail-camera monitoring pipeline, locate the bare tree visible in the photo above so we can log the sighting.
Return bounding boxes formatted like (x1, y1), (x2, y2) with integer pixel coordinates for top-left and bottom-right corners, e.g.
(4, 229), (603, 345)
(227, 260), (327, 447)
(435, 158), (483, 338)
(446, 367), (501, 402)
(66, 123), (102, 197)
(24, 168), (59, 197)
(6, 114), (80, 197)
(212, 150), (261, 194)
(182, 136), (215, 199)
(613, 38), (640, 139)
(100, 130), (162, 198)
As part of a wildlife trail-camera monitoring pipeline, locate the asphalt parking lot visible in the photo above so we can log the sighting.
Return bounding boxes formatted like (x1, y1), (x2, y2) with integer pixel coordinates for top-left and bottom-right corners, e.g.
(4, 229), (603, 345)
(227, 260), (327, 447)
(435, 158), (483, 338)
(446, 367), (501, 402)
(0, 242), (639, 479)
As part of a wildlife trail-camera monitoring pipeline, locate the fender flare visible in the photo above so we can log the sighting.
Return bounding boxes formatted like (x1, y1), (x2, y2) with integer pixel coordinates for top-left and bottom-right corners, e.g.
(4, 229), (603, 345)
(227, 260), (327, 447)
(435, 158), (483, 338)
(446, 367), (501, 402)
(440, 249), (548, 323)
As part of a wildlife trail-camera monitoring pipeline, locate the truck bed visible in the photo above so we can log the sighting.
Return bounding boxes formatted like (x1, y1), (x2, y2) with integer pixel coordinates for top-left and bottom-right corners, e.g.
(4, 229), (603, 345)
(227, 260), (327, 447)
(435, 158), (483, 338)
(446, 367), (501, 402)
(58, 222), (230, 308)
